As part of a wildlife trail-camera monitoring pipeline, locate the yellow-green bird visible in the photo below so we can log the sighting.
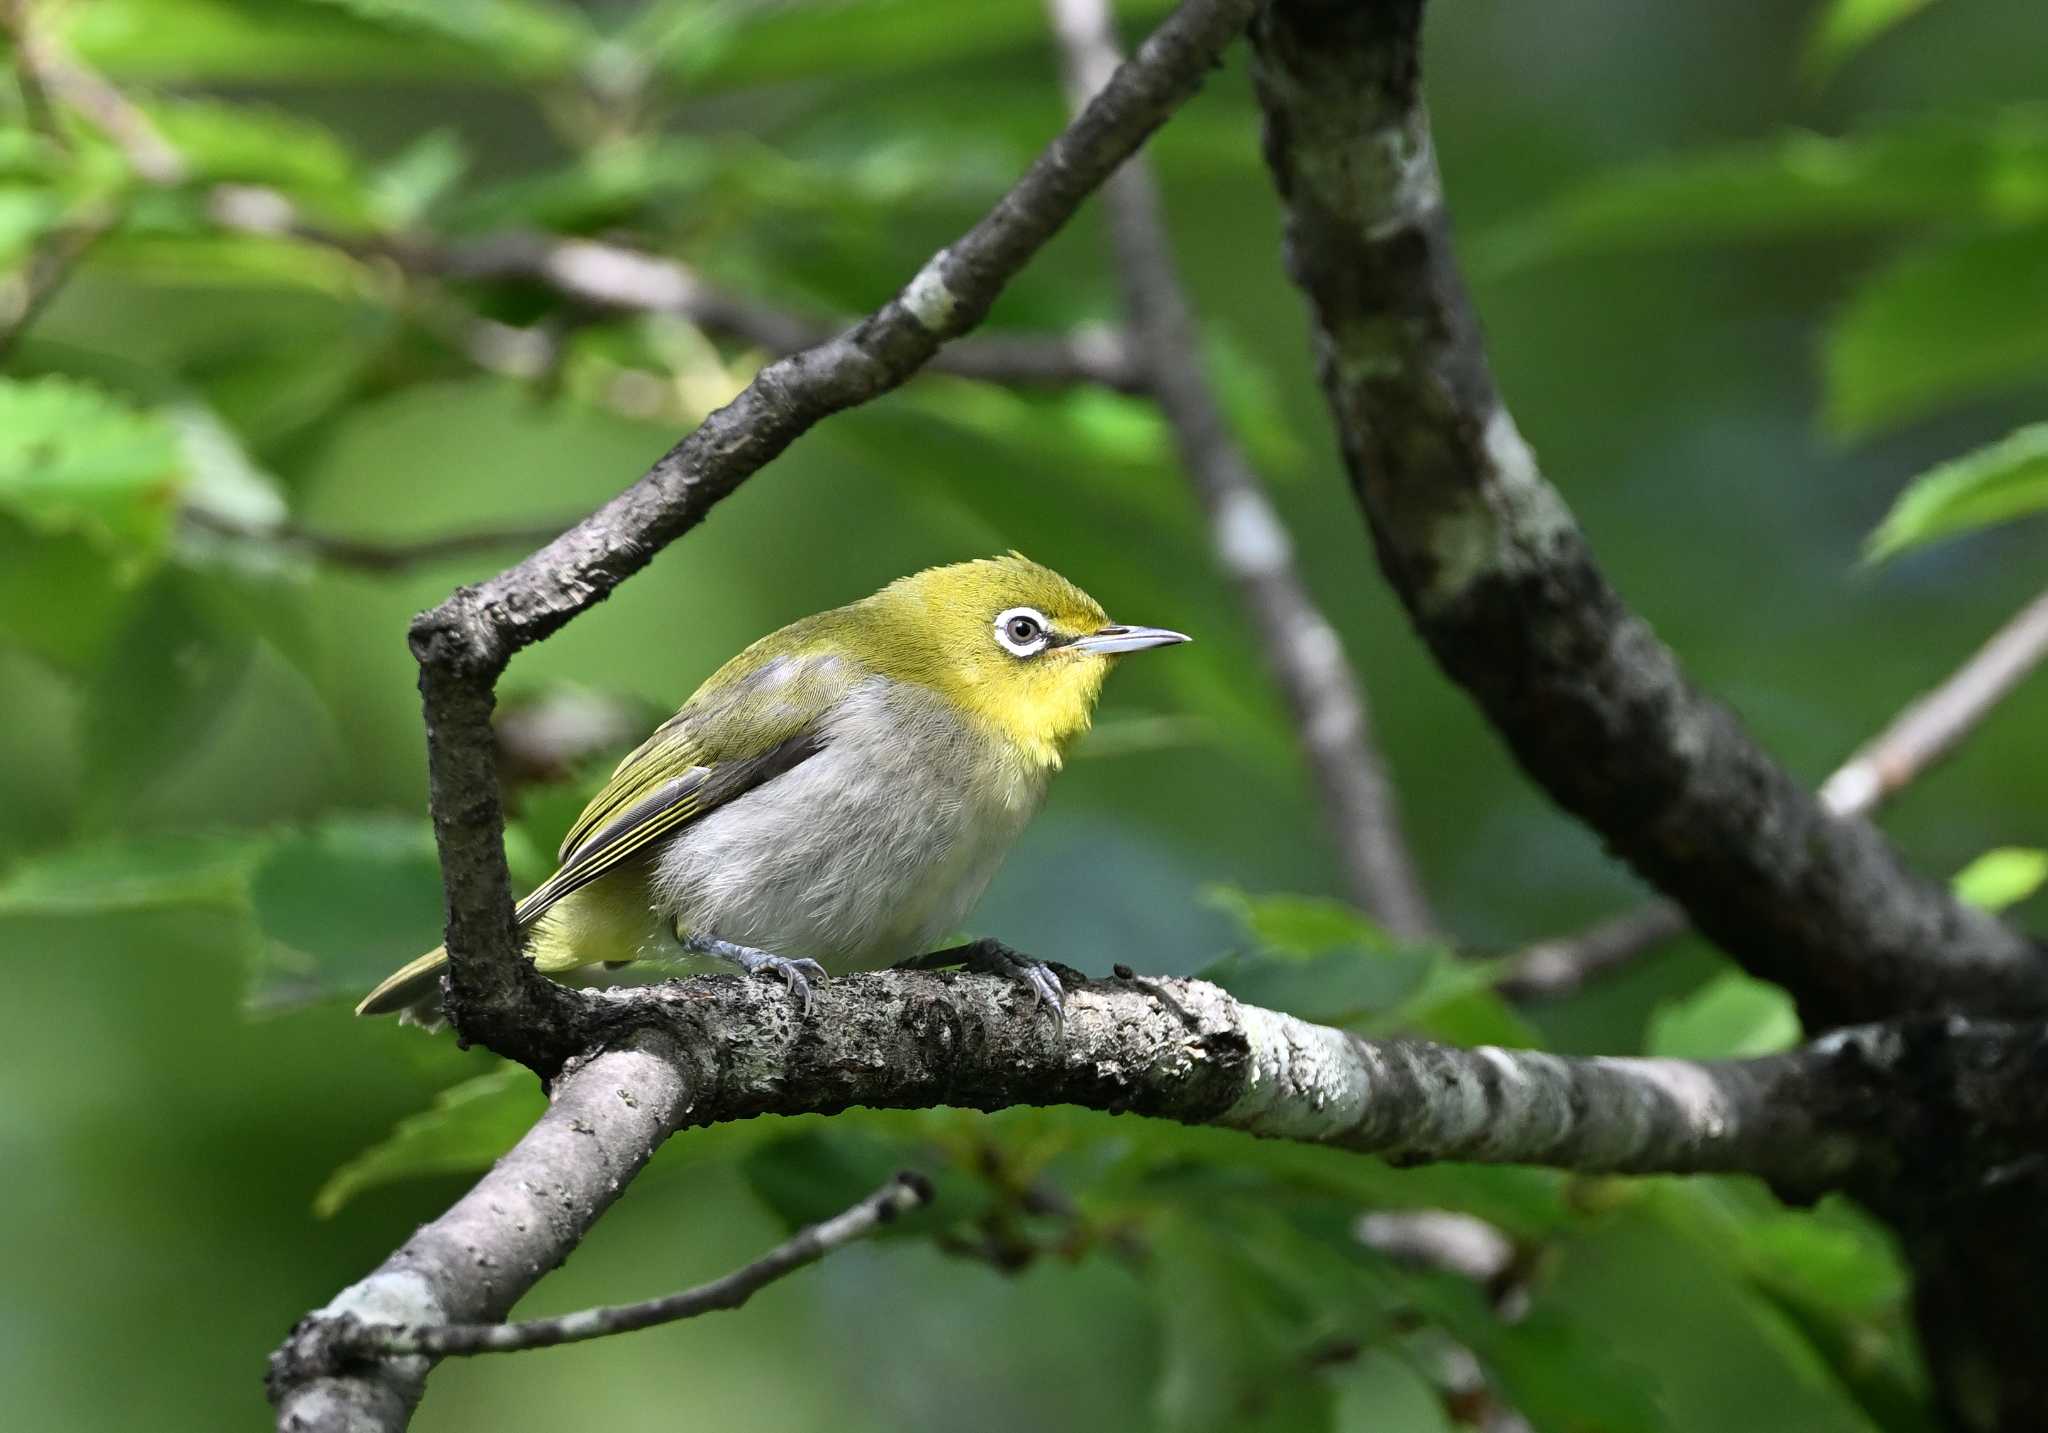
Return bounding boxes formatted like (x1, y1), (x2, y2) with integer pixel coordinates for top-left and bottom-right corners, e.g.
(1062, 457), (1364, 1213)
(358, 555), (1189, 1025)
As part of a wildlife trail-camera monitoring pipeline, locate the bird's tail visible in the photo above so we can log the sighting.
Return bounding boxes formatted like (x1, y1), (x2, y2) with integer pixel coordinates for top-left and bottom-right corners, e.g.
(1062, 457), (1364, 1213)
(356, 945), (450, 1022)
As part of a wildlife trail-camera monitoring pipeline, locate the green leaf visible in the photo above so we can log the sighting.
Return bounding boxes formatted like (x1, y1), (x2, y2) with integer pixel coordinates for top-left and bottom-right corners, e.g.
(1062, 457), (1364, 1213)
(1150, 1214), (1337, 1433)
(1827, 227), (2048, 438)
(1951, 847), (2048, 912)
(68, 0), (525, 82)
(305, 0), (593, 76)
(245, 814), (447, 1012)
(0, 186), (69, 269)
(1482, 110), (2048, 272)
(314, 1064), (544, 1217)
(0, 832), (264, 916)
(1864, 424), (2048, 560)
(1647, 972), (1802, 1059)
(1200, 889), (1446, 1026)
(1329, 1350), (1450, 1433)
(370, 129), (470, 229)
(1804, 0), (1941, 83)
(0, 377), (184, 573)
(740, 1123), (972, 1241)
(142, 98), (372, 222)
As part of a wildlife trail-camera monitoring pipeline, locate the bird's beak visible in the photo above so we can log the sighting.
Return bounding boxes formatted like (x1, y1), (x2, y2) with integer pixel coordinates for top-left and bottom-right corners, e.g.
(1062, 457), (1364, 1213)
(1071, 623), (1192, 655)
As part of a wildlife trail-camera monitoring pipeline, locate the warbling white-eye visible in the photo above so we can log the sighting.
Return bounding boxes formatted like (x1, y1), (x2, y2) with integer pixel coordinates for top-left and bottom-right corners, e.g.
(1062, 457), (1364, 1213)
(358, 555), (1190, 1025)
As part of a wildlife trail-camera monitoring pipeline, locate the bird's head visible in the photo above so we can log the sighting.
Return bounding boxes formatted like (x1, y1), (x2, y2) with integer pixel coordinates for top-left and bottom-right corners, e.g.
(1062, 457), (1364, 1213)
(861, 554), (1189, 766)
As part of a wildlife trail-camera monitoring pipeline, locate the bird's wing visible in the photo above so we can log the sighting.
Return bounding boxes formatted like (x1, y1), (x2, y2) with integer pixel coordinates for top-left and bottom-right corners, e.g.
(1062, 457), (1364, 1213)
(513, 643), (858, 930)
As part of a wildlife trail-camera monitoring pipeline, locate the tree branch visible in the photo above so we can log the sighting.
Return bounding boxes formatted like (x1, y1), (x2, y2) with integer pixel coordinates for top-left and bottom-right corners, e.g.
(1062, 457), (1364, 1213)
(1045, 0), (1435, 939)
(181, 509), (586, 575)
(1245, 0), (2047, 1028)
(404, 0), (1266, 1072)
(1501, 583), (2048, 999)
(268, 1040), (694, 1432)
(334, 1172), (930, 1360)
(425, 229), (1146, 394)
(269, 968), (2048, 1429)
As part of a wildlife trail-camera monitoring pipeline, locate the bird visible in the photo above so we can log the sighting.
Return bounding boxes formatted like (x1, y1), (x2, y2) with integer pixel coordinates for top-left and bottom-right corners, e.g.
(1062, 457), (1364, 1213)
(357, 554), (1190, 1026)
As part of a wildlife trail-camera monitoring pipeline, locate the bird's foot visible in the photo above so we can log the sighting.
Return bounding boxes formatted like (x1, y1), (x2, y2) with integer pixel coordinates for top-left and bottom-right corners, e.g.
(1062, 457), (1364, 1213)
(685, 935), (827, 1015)
(903, 939), (1068, 1025)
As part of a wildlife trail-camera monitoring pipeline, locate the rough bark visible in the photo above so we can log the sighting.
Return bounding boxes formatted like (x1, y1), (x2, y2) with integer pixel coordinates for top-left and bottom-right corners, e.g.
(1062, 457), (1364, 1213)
(1244, 0), (2047, 1031)
(1246, 4), (2048, 1425)
(270, 969), (2048, 1430)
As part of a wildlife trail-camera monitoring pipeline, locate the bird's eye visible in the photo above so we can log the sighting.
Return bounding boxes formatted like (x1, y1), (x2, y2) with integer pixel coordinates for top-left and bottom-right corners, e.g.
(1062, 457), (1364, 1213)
(993, 606), (1050, 656)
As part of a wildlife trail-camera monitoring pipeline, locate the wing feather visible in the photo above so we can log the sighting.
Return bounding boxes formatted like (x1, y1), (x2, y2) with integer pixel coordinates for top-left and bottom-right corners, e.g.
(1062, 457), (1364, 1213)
(521, 646), (857, 929)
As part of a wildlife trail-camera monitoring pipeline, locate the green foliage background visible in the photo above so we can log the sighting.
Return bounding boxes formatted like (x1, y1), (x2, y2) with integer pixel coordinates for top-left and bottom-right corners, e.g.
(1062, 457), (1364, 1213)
(3, 1), (2046, 1430)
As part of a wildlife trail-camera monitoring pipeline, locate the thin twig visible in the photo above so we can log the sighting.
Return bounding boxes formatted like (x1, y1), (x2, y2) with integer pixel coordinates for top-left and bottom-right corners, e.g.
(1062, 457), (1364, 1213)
(203, 185), (1143, 396)
(0, 209), (114, 365)
(343, 1172), (931, 1358)
(181, 508), (584, 575)
(4, 6), (185, 183)
(1046, 0), (1435, 939)
(1501, 586), (2048, 1000)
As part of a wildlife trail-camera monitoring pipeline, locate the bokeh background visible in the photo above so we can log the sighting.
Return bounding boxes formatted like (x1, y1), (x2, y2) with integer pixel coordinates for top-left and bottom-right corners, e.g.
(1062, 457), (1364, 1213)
(4, 1), (2045, 1430)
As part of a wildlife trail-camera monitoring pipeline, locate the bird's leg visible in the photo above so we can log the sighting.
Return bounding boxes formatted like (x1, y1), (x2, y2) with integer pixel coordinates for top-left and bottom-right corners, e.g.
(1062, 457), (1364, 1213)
(680, 933), (827, 1015)
(897, 938), (1068, 1024)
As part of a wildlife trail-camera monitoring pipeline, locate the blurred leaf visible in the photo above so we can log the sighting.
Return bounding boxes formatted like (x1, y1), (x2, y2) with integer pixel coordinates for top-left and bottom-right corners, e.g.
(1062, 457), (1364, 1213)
(306, 0), (593, 75)
(1150, 1214), (1336, 1433)
(0, 186), (70, 270)
(0, 518), (134, 668)
(1864, 424), (2048, 560)
(1482, 110), (2048, 272)
(142, 98), (372, 222)
(1804, 0), (1941, 82)
(67, 0), (524, 81)
(1826, 226), (2048, 438)
(1951, 847), (2048, 911)
(245, 814), (446, 1011)
(1200, 889), (1447, 1025)
(1647, 972), (1801, 1059)
(163, 398), (289, 531)
(0, 377), (184, 573)
(91, 229), (368, 298)
(741, 1123), (973, 1240)
(1329, 1349), (1451, 1433)
(314, 1063), (543, 1216)
(0, 832), (263, 915)
(370, 129), (470, 230)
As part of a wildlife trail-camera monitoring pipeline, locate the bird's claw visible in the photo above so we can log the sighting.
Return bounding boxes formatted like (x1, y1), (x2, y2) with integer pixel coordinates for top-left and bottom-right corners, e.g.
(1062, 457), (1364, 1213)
(739, 953), (826, 1015)
(963, 939), (1067, 1027)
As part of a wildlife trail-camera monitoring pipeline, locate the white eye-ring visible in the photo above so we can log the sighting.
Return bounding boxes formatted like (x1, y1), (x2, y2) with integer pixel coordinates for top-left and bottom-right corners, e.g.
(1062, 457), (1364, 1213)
(993, 606), (1052, 656)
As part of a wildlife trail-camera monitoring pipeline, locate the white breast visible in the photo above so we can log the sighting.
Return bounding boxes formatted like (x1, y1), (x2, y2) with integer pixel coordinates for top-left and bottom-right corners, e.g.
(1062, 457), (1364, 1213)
(649, 677), (1049, 970)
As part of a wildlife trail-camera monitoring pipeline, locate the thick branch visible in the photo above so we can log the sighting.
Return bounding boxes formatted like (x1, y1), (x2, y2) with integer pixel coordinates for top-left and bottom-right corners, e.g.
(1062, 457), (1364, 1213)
(1046, 0), (1435, 939)
(1502, 584), (2048, 1000)
(407, 0), (1265, 1070)
(1246, 0), (2047, 1027)
(267, 1040), (692, 1432)
(269, 969), (2048, 1431)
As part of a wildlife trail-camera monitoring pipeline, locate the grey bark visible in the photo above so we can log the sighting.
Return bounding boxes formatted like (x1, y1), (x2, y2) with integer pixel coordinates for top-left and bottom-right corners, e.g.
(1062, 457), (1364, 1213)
(1047, 0), (1437, 940)
(270, 968), (2048, 1430)
(1246, 4), (2048, 1426)
(1502, 585), (2048, 1000)
(269, 1042), (692, 1431)
(1244, 0), (2047, 1031)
